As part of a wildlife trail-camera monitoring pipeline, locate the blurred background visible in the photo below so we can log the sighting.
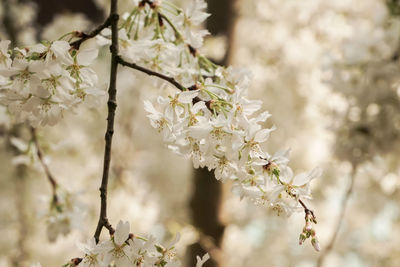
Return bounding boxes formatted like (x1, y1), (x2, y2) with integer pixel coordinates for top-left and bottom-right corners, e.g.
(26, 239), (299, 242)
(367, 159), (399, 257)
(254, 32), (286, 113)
(1, 0), (400, 266)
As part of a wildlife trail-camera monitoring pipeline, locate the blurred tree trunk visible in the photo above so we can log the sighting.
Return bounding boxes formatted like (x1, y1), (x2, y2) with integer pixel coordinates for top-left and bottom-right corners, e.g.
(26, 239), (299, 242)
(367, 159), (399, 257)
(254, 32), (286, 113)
(187, 1), (238, 266)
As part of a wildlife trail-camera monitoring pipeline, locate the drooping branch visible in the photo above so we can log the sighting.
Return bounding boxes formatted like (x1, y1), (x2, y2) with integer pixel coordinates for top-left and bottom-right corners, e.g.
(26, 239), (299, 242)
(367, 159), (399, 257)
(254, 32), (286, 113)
(317, 165), (358, 266)
(93, 0), (119, 243)
(30, 127), (59, 203)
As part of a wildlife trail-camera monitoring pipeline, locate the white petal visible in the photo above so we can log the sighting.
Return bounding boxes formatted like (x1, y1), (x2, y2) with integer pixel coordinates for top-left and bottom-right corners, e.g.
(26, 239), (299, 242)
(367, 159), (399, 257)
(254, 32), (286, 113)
(292, 172), (309, 187)
(192, 101), (206, 113)
(292, 168), (321, 186)
(279, 166), (293, 183)
(143, 100), (158, 115)
(254, 126), (275, 143)
(178, 90), (199, 103)
(77, 48), (98, 66)
(114, 220), (130, 246)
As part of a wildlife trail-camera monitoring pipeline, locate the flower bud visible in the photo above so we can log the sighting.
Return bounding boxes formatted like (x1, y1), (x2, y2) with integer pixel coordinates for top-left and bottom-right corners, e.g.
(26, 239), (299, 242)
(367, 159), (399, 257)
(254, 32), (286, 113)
(299, 233), (307, 245)
(311, 237), (321, 252)
(305, 221), (313, 232)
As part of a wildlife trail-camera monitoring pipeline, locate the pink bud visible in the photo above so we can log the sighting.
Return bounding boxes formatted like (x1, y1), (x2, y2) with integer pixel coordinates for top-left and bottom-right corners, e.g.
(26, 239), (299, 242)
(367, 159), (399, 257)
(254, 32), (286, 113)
(311, 237), (321, 252)
(305, 221), (313, 231)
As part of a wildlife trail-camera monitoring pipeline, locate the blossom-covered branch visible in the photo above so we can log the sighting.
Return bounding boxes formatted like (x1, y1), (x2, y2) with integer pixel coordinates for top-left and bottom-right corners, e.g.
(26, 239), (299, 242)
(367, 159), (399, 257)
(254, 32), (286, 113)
(0, 0), (323, 265)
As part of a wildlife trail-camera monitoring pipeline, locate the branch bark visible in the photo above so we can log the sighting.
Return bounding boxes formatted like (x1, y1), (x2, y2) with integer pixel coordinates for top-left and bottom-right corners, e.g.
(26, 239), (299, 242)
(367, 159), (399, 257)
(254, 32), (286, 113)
(93, 0), (119, 243)
(70, 18), (111, 49)
(117, 57), (208, 109)
(117, 57), (186, 91)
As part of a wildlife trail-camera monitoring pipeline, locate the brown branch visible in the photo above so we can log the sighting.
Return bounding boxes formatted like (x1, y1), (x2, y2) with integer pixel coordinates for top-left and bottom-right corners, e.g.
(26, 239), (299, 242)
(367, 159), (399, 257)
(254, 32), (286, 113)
(70, 17), (111, 50)
(117, 56), (187, 91)
(93, 0), (119, 243)
(30, 127), (58, 203)
(117, 57), (208, 107)
(317, 165), (357, 267)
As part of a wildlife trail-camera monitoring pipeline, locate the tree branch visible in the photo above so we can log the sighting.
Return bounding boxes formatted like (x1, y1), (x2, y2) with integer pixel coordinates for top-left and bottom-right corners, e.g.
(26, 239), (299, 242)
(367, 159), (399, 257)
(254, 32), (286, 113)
(70, 17), (111, 49)
(30, 127), (58, 203)
(317, 165), (357, 266)
(117, 57), (208, 107)
(93, 0), (119, 243)
(117, 56), (186, 91)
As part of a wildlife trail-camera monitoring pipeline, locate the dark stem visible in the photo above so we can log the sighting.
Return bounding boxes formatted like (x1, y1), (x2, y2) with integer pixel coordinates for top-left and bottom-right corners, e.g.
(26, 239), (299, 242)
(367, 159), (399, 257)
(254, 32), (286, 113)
(93, 0), (119, 243)
(30, 127), (58, 203)
(117, 56), (186, 91)
(70, 17), (111, 49)
(117, 57), (207, 107)
(317, 165), (357, 267)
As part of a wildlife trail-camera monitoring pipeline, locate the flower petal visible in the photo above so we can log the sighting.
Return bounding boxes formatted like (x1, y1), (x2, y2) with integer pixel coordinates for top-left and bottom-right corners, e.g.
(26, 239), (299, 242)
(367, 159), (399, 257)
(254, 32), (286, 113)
(77, 48), (98, 66)
(114, 220), (130, 246)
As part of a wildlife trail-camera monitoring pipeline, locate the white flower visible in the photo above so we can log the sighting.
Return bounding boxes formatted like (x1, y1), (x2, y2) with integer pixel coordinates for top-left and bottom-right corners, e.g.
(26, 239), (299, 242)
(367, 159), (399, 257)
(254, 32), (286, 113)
(275, 167), (322, 200)
(77, 238), (105, 267)
(48, 40), (73, 65)
(184, 0), (210, 26)
(144, 99), (175, 142)
(102, 220), (131, 266)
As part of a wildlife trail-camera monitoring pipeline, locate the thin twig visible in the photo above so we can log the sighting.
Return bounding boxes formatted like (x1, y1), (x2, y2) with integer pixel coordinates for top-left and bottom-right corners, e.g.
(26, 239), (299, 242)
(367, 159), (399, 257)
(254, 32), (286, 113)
(117, 57), (207, 106)
(70, 17), (111, 50)
(117, 56), (186, 91)
(93, 0), (119, 243)
(317, 165), (358, 267)
(30, 127), (58, 203)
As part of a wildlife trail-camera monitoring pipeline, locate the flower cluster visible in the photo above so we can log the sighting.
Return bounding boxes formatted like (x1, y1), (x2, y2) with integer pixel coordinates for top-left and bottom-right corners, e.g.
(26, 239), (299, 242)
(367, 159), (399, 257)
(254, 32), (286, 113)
(112, 0), (322, 217)
(1, 0), (323, 259)
(54, 220), (208, 267)
(0, 39), (101, 126)
(98, 0), (212, 82)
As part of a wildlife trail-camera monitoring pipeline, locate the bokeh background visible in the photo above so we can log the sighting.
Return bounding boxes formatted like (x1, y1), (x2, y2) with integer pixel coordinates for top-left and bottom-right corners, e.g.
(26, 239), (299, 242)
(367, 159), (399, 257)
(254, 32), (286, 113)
(1, 0), (400, 266)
